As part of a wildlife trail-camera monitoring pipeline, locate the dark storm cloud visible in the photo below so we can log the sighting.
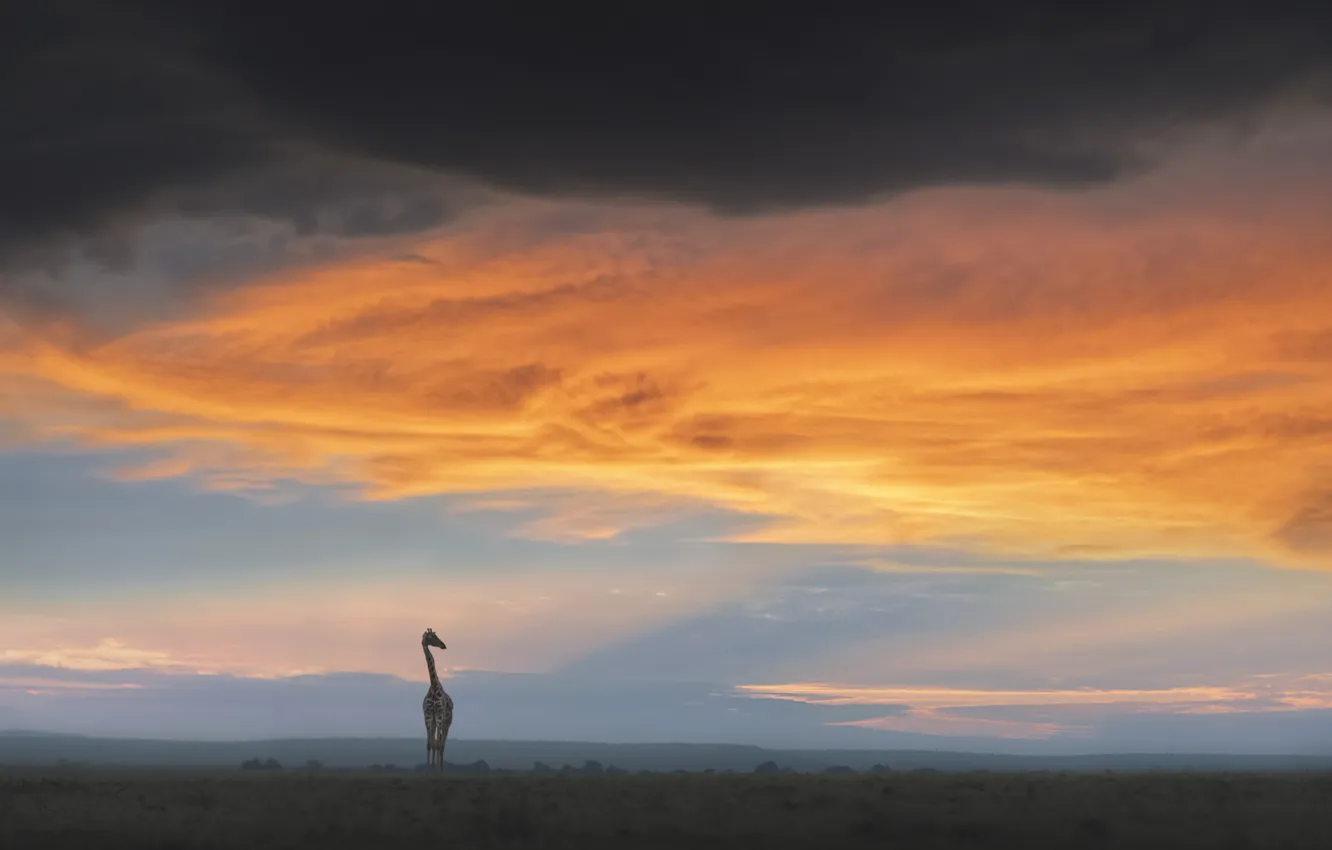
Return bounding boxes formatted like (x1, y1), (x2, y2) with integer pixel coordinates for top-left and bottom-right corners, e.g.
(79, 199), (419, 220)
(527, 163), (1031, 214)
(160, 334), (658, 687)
(132, 1), (1332, 206)
(2, 2), (264, 253)
(6, 1), (1332, 260)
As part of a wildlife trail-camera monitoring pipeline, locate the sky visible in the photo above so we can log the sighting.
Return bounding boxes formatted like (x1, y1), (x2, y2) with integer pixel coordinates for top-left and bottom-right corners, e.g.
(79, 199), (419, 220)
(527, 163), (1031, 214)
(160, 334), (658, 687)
(5, 1), (1332, 752)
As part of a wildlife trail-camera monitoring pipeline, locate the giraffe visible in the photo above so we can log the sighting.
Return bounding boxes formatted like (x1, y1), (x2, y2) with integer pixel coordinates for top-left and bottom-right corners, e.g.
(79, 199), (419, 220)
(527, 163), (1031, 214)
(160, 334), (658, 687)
(420, 628), (453, 771)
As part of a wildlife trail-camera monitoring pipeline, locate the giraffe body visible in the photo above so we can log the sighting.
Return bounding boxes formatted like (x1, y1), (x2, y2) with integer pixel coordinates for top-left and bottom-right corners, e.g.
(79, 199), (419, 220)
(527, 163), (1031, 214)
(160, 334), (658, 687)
(420, 628), (452, 770)
(423, 683), (453, 767)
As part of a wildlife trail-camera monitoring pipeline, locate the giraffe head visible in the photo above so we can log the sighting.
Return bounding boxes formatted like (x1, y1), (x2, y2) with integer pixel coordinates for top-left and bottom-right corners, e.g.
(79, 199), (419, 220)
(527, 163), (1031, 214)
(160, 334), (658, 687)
(421, 628), (447, 650)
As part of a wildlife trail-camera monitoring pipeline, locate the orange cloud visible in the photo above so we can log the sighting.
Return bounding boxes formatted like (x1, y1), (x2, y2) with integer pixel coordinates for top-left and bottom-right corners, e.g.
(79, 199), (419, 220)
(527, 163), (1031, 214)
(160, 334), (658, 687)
(5, 128), (1332, 564)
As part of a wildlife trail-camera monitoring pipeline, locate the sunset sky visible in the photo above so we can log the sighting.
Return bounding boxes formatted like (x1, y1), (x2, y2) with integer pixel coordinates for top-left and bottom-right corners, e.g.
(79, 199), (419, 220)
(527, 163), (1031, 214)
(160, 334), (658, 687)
(5, 2), (1332, 752)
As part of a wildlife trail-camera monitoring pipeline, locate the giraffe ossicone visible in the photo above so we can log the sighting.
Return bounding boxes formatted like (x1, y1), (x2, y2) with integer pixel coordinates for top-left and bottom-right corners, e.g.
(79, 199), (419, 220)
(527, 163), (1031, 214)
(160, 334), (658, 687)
(421, 628), (453, 771)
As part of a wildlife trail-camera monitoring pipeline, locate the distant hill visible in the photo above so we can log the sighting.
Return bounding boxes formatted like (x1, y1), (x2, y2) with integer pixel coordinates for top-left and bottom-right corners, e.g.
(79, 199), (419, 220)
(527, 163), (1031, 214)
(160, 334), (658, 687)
(4, 732), (1332, 773)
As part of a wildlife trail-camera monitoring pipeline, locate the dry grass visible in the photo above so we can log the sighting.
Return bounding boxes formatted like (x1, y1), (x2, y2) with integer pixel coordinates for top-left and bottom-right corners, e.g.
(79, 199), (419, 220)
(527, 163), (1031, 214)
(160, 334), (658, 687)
(4, 770), (1332, 849)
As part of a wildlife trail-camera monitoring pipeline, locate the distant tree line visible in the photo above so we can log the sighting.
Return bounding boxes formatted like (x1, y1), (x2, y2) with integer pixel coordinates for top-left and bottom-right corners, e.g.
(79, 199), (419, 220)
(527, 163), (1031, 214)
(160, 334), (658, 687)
(239, 758), (284, 771)
(531, 760), (633, 776)
(238, 757), (904, 774)
(754, 760), (895, 775)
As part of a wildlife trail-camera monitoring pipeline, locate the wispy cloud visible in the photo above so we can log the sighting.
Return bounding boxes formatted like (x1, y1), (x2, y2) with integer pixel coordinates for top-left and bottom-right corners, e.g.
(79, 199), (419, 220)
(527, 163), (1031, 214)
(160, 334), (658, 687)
(850, 558), (1046, 577)
(2, 639), (183, 672)
(740, 677), (1332, 740)
(842, 714), (1075, 740)
(0, 637), (321, 679)
(450, 489), (717, 543)
(736, 682), (1256, 708)
(0, 677), (143, 693)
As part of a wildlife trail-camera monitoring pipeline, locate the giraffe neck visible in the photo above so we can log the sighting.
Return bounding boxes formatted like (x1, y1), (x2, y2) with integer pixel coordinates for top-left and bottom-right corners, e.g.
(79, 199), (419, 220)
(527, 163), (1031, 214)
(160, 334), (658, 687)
(423, 644), (440, 687)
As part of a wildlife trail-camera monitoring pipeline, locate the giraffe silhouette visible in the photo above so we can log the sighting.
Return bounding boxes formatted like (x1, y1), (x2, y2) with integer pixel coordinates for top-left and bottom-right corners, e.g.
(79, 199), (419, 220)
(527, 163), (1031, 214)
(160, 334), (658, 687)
(420, 628), (453, 770)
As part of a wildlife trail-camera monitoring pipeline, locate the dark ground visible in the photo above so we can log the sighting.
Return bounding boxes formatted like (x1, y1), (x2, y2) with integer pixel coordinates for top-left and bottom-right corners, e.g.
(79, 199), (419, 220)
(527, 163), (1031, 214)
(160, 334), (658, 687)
(4, 769), (1332, 849)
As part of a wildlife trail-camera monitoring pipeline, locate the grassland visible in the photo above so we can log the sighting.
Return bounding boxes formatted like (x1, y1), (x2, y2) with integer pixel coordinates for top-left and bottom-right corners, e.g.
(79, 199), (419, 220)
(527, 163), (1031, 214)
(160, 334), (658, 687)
(4, 769), (1332, 849)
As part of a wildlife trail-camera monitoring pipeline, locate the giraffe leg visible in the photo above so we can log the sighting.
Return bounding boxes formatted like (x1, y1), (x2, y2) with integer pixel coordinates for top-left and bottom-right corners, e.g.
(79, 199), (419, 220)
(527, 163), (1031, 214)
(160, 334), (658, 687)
(439, 719), (450, 771)
(424, 715), (438, 770)
(431, 714), (442, 771)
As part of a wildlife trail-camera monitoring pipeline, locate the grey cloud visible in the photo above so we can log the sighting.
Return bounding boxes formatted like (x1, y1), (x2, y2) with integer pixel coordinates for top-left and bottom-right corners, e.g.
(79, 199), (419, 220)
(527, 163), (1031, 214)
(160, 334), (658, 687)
(559, 558), (1332, 688)
(1090, 709), (1332, 755)
(1, 157), (489, 332)
(557, 564), (1069, 682)
(157, 160), (489, 243)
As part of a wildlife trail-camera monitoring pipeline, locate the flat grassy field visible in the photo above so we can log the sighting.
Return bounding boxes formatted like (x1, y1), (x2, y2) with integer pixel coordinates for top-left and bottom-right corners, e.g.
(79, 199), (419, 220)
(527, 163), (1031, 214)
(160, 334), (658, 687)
(4, 770), (1332, 849)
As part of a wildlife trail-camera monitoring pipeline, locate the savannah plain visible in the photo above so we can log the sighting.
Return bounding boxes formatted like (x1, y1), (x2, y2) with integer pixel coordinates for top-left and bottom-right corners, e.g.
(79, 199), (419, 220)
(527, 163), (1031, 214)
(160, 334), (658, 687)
(5, 768), (1332, 849)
